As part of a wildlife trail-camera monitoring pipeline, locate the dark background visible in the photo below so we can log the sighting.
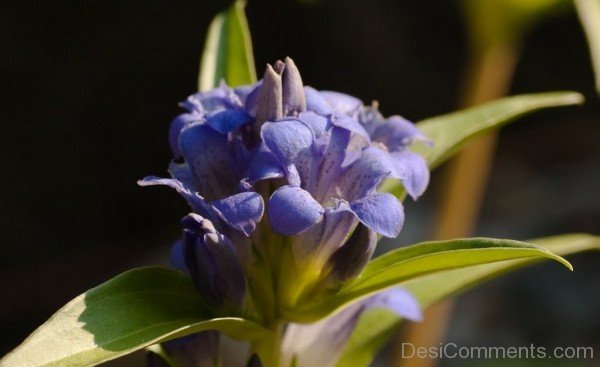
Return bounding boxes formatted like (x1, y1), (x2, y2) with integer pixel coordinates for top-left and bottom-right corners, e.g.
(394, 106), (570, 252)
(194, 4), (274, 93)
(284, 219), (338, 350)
(1, 1), (598, 366)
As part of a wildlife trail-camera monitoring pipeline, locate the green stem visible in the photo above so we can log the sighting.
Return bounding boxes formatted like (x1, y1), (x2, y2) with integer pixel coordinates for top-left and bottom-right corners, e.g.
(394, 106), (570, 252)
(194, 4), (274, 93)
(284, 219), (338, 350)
(251, 321), (286, 367)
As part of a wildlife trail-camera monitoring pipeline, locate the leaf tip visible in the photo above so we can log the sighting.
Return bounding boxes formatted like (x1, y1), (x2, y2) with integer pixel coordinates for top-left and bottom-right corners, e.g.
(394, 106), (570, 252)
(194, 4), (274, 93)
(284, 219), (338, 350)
(567, 92), (586, 106)
(550, 253), (573, 271)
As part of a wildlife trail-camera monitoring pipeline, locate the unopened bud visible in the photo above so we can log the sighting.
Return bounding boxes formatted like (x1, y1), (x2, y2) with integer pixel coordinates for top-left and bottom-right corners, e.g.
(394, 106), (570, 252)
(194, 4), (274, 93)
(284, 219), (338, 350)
(325, 224), (376, 284)
(255, 64), (283, 125)
(282, 57), (306, 115)
(182, 214), (246, 313)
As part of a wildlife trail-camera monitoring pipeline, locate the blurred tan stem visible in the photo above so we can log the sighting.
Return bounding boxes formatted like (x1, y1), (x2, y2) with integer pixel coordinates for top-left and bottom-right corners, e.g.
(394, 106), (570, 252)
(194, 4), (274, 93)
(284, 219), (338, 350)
(394, 43), (519, 367)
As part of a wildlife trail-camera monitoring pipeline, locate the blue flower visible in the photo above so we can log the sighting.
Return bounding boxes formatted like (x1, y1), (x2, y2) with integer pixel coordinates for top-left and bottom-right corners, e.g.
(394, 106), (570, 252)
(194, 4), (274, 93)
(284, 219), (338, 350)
(139, 82), (264, 237)
(245, 77), (429, 270)
(140, 57), (430, 316)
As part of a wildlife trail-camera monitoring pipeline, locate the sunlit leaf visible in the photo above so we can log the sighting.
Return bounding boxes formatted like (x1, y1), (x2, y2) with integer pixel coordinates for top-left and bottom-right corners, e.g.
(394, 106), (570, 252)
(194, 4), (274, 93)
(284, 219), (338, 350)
(286, 238), (571, 322)
(198, 0), (256, 91)
(335, 234), (599, 367)
(0, 267), (269, 367)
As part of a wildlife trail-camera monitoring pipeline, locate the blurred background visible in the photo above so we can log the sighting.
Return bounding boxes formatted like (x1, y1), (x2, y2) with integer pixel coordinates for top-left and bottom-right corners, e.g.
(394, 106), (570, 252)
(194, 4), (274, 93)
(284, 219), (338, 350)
(1, 1), (598, 366)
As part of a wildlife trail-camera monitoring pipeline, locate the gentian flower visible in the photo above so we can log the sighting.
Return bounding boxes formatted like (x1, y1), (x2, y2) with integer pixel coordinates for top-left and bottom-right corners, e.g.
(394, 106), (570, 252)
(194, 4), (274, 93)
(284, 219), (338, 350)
(140, 57), (430, 367)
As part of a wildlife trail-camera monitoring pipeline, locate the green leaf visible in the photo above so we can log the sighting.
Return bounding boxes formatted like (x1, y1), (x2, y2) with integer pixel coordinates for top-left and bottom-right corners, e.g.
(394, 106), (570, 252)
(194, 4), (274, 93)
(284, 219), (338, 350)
(405, 233), (599, 310)
(335, 233), (600, 367)
(575, 0), (600, 93)
(286, 238), (571, 322)
(198, 0), (257, 91)
(0, 267), (269, 367)
(380, 92), (583, 195)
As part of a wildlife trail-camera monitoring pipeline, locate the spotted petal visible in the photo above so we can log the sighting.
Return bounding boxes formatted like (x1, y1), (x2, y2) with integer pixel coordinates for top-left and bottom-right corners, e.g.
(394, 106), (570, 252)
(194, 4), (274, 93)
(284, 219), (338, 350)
(369, 116), (428, 151)
(330, 113), (370, 146)
(179, 123), (237, 200)
(338, 147), (403, 201)
(391, 150), (430, 200)
(260, 118), (314, 166)
(349, 193), (404, 238)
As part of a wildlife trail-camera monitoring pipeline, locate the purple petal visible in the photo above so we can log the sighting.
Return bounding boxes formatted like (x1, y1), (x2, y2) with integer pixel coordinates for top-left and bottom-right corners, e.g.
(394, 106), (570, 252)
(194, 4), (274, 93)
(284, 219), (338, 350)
(391, 150), (430, 200)
(294, 201), (356, 261)
(350, 193), (404, 238)
(320, 91), (362, 115)
(190, 83), (242, 111)
(212, 191), (264, 236)
(234, 83), (255, 101)
(281, 300), (364, 367)
(268, 185), (324, 235)
(168, 160), (197, 191)
(260, 118), (314, 166)
(298, 111), (330, 138)
(137, 176), (206, 213)
(205, 109), (251, 133)
(169, 240), (187, 273)
(370, 115), (429, 151)
(308, 126), (350, 202)
(304, 86), (333, 115)
(169, 112), (202, 157)
(366, 287), (423, 322)
(179, 123), (237, 200)
(180, 94), (204, 113)
(338, 147), (402, 201)
(240, 80), (263, 116)
(246, 143), (285, 185)
(330, 113), (370, 146)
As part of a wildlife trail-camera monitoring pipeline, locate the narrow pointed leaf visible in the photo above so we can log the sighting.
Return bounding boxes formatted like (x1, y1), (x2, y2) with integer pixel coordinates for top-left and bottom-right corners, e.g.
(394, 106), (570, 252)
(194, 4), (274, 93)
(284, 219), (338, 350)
(575, 0), (600, 93)
(381, 92), (583, 195)
(198, 0), (256, 91)
(335, 233), (600, 367)
(0, 267), (269, 367)
(286, 238), (571, 321)
(405, 233), (599, 310)
(414, 92), (583, 169)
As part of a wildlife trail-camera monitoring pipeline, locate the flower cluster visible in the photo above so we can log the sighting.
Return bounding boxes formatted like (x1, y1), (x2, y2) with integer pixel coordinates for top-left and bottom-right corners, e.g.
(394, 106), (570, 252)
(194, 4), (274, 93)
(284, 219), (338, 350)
(141, 57), (430, 366)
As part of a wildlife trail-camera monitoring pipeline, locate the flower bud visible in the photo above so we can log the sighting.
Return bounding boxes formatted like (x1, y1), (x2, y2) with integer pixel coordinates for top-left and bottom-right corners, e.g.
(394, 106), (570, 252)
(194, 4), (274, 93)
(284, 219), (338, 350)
(282, 57), (306, 116)
(255, 64), (283, 126)
(182, 214), (246, 313)
(324, 224), (376, 284)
